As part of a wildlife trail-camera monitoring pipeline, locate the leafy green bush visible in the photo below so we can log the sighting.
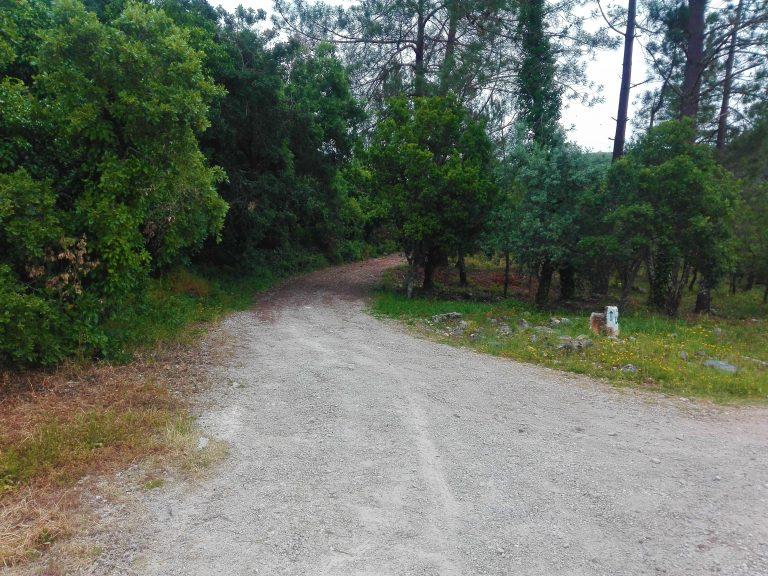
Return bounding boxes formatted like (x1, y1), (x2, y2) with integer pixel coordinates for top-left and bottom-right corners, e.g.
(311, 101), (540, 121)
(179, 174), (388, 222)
(367, 96), (497, 294)
(603, 120), (738, 315)
(0, 0), (227, 367)
(0, 266), (65, 366)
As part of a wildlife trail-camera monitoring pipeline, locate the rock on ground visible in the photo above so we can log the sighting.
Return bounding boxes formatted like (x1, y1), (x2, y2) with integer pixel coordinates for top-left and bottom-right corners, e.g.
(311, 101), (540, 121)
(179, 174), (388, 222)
(106, 256), (768, 576)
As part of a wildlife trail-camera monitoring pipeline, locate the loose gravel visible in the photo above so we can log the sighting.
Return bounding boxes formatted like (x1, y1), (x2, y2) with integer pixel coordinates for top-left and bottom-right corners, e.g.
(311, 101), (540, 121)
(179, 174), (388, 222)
(110, 256), (768, 575)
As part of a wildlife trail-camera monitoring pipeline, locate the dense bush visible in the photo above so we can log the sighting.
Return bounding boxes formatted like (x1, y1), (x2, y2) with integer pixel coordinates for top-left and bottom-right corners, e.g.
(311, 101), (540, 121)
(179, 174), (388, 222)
(602, 120), (738, 315)
(367, 96), (497, 295)
(0, 0), (227, 366)
(175, 3), (367, 271)
(0, 0), (375, 367)
(497, 132), (608, 307)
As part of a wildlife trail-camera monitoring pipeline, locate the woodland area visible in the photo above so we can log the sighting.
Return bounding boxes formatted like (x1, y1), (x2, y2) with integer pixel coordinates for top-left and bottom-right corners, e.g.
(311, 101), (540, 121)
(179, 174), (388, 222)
(1, 0), (767, 368)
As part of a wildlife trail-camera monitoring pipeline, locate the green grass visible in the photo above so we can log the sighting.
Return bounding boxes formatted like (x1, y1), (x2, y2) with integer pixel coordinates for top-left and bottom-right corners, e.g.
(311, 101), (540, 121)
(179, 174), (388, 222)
(0, 408), (173, 493)
(372, 274), (768, 403)
(103, 255), (329, 361)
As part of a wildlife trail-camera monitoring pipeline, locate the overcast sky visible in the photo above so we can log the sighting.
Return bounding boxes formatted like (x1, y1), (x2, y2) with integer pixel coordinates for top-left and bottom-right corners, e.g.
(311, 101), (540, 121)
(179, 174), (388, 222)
(214, 0), (648, 152)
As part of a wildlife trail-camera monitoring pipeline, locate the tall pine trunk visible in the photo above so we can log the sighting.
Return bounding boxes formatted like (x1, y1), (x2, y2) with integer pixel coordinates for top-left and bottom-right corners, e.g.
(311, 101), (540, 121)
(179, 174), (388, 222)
(716, 0), (743, 151)
(612, 0), (637, 161)
(535, 259), (554, 308)
(438, 0), (459, 95)
(680, 0), (707, 122)
(680, 0), (712, 312)
(414, 0), (426, 98)
(457, 251), (467, 286)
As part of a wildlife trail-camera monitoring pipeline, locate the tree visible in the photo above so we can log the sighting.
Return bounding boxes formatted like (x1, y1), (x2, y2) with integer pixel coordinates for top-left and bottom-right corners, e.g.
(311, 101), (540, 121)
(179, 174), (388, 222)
(636, 0), (768, 144)
(604, 119), (737, 315)
(680, 0), (707, 121)
(611, 0), (637, 160)
(508, 0), (571, 307)
(0, 0), (227, 365)
(715, 0), (743, 150)
(158, 0), (366, 269)
(516, 0), (562, 146)
(367, 96), (496, 296)
(484, 191), (519, 297)
(275, 0), (613, 131)
(506, 134), (605, 307)
(721, 115), (768, 298)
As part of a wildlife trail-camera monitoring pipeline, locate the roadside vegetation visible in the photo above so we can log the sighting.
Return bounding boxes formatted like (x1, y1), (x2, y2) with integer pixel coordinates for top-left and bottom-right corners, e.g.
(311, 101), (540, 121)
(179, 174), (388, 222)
(0, 265), (296, 569)
(374, 261), (768, 402)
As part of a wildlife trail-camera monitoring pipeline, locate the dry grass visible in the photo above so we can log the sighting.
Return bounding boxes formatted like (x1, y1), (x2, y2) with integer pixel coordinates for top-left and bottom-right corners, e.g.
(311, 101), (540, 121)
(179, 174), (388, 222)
(0, 486), (81, 568)
(0, 335), (226, 569)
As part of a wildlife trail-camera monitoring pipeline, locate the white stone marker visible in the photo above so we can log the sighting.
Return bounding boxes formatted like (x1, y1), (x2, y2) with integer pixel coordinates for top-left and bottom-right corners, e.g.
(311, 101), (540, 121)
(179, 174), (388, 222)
(605, 305), (619, 337)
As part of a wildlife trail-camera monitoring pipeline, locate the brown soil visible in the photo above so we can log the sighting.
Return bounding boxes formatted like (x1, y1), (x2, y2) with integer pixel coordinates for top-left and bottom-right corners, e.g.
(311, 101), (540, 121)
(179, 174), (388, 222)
(254, 254), (404, 321)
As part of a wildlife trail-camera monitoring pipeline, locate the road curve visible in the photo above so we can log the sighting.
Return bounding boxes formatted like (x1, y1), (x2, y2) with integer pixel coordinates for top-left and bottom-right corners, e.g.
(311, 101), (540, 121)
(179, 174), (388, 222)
(123, 256), (768, 575)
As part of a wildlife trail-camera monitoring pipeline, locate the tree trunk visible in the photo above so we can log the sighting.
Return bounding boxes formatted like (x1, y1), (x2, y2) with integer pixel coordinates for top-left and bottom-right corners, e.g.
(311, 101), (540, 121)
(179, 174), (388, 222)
(763, 283), (767, 304)
(694, 278), (712, 313)
(405, 254), (417, 299)
(730, 273), (738, 295)
(680, 0), (707, 122)
(559, 264), (576, 301)
(438, 0), (459, 95)
(665, 261), (690, 316)
(688, 268), (698, 291)
(503, 251), (510, 298)
(745, 272), (755, 291)
(457, 251), (467, 286)
(612, 0), (637, 161)
(414, 0), (427, 97)
(716, 0), (743, 151)
(422, 253), (435, 291)
(535, 259), (554, 308)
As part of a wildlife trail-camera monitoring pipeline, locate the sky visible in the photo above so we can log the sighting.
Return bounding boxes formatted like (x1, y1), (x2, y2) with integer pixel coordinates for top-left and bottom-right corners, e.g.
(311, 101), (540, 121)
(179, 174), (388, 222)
(215, 0), (648, 152)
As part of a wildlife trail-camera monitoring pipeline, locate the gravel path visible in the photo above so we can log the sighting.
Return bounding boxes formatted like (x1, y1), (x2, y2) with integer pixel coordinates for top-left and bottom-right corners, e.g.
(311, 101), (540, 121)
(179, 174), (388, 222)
(125, 256), (768, 575)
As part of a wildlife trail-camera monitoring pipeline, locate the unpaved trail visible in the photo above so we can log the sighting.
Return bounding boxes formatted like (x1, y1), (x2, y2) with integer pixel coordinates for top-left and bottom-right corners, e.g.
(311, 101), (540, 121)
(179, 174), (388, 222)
(116, 256), (767, 575)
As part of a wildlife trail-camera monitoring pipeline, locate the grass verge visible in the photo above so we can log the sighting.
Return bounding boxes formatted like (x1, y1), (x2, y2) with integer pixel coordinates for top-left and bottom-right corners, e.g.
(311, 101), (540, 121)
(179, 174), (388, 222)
(372, 266), (768, 403)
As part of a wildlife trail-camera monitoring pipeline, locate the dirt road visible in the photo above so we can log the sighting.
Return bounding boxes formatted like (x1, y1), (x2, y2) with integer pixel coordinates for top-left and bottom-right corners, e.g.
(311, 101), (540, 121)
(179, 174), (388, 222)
(117, 256), (768, 575)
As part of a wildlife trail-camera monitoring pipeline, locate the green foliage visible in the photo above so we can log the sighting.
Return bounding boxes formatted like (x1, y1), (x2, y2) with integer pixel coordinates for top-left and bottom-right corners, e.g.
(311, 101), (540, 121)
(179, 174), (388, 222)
(500, 132), (607, 306)
(722, 117), (768, 288)
(0, 0), (227, 367)
(367, 96), (496, 290)
(516, 0), (561, 145)
(604, 120), (738, 315)
(0, 264), (65, 366)
(187, 5), (365, 268)
(38, 0), (228, 277)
